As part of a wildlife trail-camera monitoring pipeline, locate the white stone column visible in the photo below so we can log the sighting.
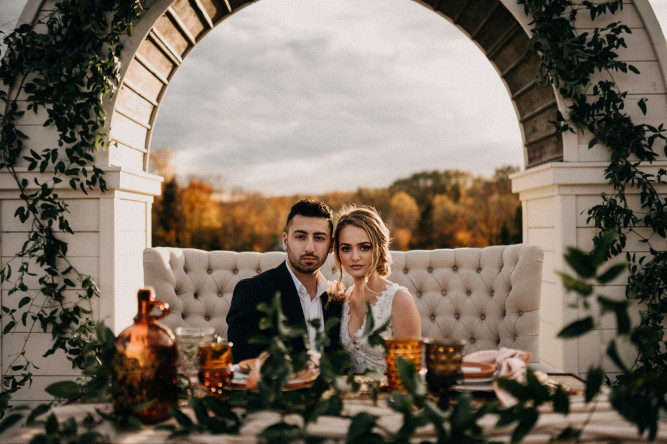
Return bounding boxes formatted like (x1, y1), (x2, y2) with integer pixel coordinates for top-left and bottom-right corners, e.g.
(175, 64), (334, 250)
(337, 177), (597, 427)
(512, 161), (667, 376)
(0, 167), (161, 403)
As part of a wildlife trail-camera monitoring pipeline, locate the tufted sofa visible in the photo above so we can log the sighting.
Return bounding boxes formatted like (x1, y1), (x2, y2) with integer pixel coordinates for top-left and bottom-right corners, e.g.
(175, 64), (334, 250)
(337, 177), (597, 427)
(143, 244), (543, 361)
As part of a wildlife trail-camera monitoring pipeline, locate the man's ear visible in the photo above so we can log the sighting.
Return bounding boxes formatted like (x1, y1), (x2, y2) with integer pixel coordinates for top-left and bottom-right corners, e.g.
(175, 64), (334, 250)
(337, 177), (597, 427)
(328, 240), (333, 254)
(282, 232), (288, 251)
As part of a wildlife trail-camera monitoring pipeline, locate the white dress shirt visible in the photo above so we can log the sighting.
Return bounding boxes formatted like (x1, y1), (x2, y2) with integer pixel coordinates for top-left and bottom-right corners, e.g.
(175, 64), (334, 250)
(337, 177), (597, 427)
(286, 263), (329, 353)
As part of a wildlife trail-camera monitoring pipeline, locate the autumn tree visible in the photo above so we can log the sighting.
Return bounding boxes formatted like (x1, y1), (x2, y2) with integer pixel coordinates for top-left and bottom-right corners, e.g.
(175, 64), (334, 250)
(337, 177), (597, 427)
(180, 179), (223, 249)
(388, 191), (419, 250)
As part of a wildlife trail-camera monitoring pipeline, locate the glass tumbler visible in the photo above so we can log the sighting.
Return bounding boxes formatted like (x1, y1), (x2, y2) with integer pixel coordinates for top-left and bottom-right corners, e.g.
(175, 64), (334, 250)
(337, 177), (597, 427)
(175, 326), (216, 385)
(199, 338), (234, 396)
(385, 336), (423, 392)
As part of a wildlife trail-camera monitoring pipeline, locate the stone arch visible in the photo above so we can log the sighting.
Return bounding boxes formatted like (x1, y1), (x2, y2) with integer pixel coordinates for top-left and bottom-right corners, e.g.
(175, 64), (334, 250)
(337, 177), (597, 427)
(108, 0), (562, 175)
(2, 1), (667, 401)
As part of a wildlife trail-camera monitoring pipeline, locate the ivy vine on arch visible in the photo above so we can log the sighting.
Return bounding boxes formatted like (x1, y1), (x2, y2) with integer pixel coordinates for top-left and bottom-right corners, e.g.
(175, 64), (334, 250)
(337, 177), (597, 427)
(0, 0), (145, 411)
(0, 0), (664, 439)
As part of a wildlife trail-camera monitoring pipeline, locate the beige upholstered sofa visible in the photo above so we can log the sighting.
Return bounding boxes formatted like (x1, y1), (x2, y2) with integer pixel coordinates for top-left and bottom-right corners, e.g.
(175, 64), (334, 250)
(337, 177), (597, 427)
(143, 244), (543, 362)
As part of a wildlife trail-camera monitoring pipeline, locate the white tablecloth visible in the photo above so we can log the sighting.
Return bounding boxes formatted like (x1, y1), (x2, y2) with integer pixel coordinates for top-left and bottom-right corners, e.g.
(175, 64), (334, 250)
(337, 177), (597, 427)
(2, 391), (664, 443)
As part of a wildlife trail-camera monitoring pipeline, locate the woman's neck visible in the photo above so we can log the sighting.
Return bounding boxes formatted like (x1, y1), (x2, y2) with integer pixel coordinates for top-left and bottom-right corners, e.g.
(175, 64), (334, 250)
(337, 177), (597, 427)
(352, 273), (385, 300)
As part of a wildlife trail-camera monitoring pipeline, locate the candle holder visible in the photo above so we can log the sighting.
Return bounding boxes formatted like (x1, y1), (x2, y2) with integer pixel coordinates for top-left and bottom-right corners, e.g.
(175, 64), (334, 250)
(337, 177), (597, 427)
(385, 336), (422, 392)
(424, 338), (466, 410)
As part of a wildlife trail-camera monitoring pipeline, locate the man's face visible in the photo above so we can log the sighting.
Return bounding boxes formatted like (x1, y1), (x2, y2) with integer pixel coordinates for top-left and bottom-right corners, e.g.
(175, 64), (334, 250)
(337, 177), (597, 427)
(283, 215), (332, 275)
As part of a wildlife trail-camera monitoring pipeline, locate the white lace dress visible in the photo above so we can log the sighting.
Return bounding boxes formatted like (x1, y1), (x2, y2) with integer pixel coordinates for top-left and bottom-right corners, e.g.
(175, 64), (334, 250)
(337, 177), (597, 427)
(340, 283), (405, 373)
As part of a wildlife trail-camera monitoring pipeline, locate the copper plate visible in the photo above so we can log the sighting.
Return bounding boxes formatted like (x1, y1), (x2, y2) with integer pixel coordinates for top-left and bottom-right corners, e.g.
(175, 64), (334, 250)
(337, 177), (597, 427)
(461, 362), (496, 379)
(225, 373), (317, 391)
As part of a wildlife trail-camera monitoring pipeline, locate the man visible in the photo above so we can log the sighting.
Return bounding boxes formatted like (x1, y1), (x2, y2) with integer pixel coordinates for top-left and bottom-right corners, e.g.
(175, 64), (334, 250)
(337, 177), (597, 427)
(226, 199), (343, 363)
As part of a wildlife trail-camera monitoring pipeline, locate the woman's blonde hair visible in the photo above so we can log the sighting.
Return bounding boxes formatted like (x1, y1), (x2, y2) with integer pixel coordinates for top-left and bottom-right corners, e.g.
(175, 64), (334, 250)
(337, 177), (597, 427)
(334, 205), (392, 295)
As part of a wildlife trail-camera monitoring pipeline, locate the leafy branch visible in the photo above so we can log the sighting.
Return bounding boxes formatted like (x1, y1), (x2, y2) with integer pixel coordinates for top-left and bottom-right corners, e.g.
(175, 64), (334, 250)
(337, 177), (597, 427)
(0, 0), (144, 415)
(518, 0), (667, 377)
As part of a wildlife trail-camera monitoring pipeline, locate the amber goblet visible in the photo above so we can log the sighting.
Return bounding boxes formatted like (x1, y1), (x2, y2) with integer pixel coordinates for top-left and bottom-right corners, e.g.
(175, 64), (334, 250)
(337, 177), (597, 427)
(385, 336), (423, 392)
(424, 338), (466, 410)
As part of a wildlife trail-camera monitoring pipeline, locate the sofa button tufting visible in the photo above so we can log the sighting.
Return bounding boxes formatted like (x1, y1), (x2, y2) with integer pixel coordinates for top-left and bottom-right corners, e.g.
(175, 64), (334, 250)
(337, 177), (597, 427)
(490, 291), (494, 297)
(218, 292), (223, 297)
(480, 314), (486, 320)
(416, 291), (421, 297)
(518, 311), (523, 316)
(403, 269), (408, 274)
(194, 293), (198, 299)
(476, 268), (481, 273)
(430, 314), (435, 321)
(256, 269), (261, 274)
(441, 290), (447, 296)
(181, 313), (186, 320)
(205, 316), (210, 321)
(207, 269), (212, 274)
(427, 267), (433, 273)
(469, 338), (475, 344)
(454, 313), (459, 320)
(452, 265), (458, 271)
(233, 269), (238, 274)
(466, 290), (471, 296)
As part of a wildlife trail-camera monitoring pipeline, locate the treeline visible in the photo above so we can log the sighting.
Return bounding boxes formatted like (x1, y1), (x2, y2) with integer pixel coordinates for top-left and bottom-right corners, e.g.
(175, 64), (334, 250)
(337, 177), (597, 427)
(150, 148), (522, 251)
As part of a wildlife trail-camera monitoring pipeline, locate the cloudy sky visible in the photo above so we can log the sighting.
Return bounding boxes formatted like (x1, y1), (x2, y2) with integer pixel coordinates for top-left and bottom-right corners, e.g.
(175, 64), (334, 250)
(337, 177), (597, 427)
(3, 0), (667, 195)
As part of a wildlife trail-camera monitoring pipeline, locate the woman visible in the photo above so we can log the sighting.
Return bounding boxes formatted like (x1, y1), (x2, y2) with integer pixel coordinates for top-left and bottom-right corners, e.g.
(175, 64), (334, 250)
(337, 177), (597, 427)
(334, 205), (421, 373)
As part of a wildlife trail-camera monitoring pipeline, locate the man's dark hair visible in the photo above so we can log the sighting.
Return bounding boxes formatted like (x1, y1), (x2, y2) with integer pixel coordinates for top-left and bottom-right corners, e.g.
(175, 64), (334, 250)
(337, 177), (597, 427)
(285, 199), (333, 235)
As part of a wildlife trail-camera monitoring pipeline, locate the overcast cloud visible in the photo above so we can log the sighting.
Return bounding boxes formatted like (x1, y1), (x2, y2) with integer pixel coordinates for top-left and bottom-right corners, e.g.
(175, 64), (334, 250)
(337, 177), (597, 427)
(3, 0), (667, 196)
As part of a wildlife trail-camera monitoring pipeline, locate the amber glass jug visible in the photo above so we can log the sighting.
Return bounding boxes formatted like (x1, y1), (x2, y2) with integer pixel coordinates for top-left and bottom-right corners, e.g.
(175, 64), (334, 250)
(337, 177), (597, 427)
(112, 288), (177, 423)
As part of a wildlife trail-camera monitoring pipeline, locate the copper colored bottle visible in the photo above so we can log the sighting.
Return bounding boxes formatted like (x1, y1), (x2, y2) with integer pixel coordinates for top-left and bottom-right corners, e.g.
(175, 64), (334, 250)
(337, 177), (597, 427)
(112, 288), (177, 423)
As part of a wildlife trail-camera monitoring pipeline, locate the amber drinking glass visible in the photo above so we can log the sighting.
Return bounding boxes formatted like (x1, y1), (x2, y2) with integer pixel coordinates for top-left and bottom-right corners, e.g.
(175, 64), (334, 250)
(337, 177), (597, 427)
(385, 337), (422, 392)
(199, 339), (233, 396)
(424, 338), (466, 410)
(112, 288), (178, 423)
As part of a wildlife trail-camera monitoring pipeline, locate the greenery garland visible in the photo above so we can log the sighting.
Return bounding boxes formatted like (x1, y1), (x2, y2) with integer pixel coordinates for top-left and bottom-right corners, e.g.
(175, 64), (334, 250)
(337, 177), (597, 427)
(517, 0), (667, 376)
(0, 0), (145, 413)
(0, 0), (665, 441)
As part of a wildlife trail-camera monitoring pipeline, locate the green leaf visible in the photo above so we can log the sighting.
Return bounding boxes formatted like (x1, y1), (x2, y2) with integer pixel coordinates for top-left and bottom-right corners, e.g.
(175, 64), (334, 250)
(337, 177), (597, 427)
(0, 413), (24, 434)
(3, 321), (15, 334)
(564, 248), (596, 278)
(511, 407), (539, 443)
(168, 406), (193, 427)
(552, 385), (570, 414)
(585, 367), (604, 402)
(596, 262), (627, 284)
(18, 297), (31, 308)
(45, 381), (81, 400)
(27, 403), (52, 425)
(557, 317), (594, 338)
(637, 98), (647, 115)
(606, 340), (629, 372)
(45, 413), (58, 434)
(77, 431), (104, 444)
(557, 272), (594, 297)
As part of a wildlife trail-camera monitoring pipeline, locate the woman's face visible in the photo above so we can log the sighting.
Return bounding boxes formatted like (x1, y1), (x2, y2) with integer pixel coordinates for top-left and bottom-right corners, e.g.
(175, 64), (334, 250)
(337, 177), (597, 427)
(337, 224), (374, 281)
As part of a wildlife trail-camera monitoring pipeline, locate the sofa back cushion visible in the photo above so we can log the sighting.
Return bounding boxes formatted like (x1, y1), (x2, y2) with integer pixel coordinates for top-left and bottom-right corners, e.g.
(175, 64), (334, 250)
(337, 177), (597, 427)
(143, 244), (543, 360)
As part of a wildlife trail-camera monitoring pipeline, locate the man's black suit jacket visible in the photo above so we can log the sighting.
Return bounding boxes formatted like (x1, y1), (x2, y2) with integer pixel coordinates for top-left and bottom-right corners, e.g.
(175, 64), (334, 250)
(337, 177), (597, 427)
(226, 261), (343, 363)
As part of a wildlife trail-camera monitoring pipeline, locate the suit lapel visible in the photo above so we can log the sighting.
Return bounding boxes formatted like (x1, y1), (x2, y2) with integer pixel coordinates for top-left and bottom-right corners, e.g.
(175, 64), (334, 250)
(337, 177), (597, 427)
(276, 262), (305, 326)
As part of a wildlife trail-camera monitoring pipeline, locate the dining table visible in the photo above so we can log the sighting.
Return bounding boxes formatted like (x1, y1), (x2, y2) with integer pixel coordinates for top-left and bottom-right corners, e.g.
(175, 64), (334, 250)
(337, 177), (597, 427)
(1, 373), (665, 443)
